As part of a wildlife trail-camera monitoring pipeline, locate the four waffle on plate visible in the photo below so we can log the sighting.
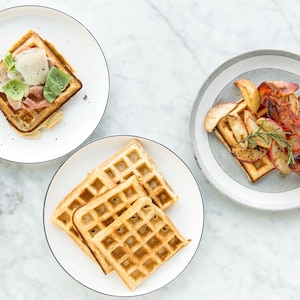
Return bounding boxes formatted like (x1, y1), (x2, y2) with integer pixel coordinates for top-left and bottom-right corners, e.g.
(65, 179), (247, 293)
(0, 30), (82, 138)
(51, 139), (190, 290)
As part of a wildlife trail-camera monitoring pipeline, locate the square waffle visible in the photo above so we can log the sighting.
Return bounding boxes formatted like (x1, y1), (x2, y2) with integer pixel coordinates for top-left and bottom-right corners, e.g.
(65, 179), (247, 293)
(100, 139), (178, 210)
(88, 196), (190, 290)
(72, 175), (148, 274)
(51, 166), (117, 260)
(0, 30), (82, 137)
(52, 138), (178, 260)
(214, 99), (275, 182)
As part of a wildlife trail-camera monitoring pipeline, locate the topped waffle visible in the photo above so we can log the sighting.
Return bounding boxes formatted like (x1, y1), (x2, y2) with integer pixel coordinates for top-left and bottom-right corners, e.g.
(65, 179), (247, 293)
(214, 99), (275, 182)
(0, 30), (82, 137)
(204, 79), (300, 182)
(88, 196), (190, 290)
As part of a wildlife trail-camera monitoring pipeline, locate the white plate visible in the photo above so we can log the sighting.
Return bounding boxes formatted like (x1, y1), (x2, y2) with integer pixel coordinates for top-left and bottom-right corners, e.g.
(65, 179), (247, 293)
(43, 135), (204, 296)
(0, 6), (109, 163)
(190, 49), (300, 211)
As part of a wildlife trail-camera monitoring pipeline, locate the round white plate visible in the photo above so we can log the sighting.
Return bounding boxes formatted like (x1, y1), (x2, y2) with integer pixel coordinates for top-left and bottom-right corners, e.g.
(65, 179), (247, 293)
(0, 6), (109, 163)
(43, 135), (204, 296)
(190, 49), (300, 211)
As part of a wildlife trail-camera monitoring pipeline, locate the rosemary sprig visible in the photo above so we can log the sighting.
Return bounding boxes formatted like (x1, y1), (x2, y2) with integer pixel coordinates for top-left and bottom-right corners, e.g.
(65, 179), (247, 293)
(238, 122), (295, 165)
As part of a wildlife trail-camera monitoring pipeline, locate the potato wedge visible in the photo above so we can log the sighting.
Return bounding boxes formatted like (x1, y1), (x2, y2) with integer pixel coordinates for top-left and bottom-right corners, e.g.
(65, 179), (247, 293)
(224, 115), (248, 149)
(235, 79), (260, 114)
(204, 102), (237, 132)
(243, 109), (256, 124)
(257, 117), (287, 148)
(245, 116), (271, 148)
(232, 146), (267, 163)
(269, 140), (291, 174)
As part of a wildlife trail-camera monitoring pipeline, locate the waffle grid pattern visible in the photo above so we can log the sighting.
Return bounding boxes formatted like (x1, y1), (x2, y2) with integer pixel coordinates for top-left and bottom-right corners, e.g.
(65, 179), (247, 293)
(93, 197), (189, 290)
(51, 167), (116, 258)
(73, 175), (148, 273)
(101, 139), (178, 210)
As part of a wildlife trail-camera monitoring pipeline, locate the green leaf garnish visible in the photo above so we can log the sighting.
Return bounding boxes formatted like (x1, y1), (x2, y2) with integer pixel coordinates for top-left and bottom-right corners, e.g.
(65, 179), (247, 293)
(3, 53), (16, 71)
(43, 66), (71, 103)
(2, 79), (25, 101)
(237, 121), (295, 165)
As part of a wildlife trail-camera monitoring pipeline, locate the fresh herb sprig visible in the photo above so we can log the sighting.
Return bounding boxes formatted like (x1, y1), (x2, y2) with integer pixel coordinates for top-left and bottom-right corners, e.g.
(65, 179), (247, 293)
(238, 122), (295, 165)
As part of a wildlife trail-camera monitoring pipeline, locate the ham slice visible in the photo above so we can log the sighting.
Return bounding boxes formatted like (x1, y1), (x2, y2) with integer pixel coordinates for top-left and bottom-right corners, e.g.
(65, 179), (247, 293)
(7, 85), (50, 111)
(22, 85), (50, 110)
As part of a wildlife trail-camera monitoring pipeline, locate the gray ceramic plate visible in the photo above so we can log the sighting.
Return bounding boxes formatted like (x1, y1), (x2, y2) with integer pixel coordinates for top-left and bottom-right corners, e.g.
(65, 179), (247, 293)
(191, 50), (300, 210)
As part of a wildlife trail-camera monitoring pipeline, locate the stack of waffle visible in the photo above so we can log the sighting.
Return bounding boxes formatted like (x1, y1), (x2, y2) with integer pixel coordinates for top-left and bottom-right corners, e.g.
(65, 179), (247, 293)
(51, 139), (190, 290)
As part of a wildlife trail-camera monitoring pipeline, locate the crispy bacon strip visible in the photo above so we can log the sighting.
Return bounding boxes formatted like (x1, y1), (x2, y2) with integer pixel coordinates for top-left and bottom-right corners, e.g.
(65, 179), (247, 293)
(258, 80), (300, 163)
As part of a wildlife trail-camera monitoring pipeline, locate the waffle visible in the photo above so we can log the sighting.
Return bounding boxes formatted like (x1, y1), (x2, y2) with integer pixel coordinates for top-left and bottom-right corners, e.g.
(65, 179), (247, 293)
(214, 99), (275, 182)
(51, 166), (117, 260)
(88, 196), (190, 290)
(52, 138), (178, 260)
(72, 175), (148, 274)
(100, 139), (178, 210)
(0, 30), (82, 137)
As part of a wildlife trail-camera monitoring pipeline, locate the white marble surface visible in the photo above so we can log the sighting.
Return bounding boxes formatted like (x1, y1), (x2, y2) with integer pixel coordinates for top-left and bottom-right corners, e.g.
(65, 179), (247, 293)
(1, 0), (300, 299)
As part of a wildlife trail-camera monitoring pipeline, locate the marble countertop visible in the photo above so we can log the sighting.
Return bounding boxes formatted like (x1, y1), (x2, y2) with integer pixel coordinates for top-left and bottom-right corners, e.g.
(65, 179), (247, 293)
(1, 0), (300, 299)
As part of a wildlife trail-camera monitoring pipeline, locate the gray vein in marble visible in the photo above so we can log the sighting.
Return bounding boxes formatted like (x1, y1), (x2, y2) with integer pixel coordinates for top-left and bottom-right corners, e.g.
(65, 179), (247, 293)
(144, 0), (205, 73)
(274, 0), (300, 44)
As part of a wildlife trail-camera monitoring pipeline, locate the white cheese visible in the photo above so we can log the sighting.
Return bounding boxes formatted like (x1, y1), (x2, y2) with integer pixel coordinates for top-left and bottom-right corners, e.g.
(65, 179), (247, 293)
(14, 48), (49, 85)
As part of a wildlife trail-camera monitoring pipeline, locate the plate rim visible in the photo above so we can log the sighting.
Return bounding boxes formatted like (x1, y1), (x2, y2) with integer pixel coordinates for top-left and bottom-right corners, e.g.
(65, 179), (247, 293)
(43, 134), (205, 297)
(190, 49), (300, 211)
(0, 5), (110, 164)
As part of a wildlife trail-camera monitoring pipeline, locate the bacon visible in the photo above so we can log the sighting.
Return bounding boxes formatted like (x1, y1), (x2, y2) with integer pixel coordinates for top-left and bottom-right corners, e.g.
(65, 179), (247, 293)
(266, 98), (280, 121)
(258, 81), (299, 107)
(258, 80), (300, 175)
(276, 103), (300, 132)
(289, 134), (300, 155)
(289, 159), (300, 175)
(270, 81), (299, 95)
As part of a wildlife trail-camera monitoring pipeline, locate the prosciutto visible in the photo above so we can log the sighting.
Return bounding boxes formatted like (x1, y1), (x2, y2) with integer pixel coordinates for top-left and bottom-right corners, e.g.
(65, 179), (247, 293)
(23, 85), (50, 110)
(7, 85), (50, 111)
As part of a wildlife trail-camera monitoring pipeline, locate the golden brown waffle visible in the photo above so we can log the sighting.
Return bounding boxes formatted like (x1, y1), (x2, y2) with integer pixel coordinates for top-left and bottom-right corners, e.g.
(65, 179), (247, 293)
(0, 30), (82, 137)
(52, 138), (178, 261)
(88, 196), (190, 290)
(51, 166), (117, 260)
(214, 99), (274, 182)
(73, 175), (148, 274)
(100, 139), (178, 210)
